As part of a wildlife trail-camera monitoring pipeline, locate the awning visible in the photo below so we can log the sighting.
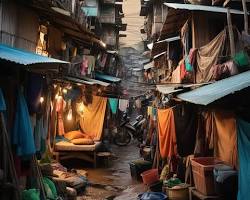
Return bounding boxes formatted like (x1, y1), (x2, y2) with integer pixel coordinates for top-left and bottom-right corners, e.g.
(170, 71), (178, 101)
(157, 85), (183, 94)
(177, 71), (250, 105)
(144, 62), (154, 70)
(164, 3), (246, 15)
(0, 44), (68, 65)
(63, 76), (110, 87)
(95, 72), (121, 83)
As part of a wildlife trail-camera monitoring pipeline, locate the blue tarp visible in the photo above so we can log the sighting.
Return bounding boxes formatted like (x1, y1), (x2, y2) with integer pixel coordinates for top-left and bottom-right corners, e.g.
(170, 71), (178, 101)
(12, 90), (35, 157)
(237, 118), (250, 200)
(0, 88), (6, 111)
(0, 44), (68, 65)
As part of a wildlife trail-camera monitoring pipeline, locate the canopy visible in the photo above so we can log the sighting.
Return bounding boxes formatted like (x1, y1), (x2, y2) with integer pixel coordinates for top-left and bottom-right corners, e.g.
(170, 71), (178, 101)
(177, 71), (250, 105)
(0, 44), (68, 65)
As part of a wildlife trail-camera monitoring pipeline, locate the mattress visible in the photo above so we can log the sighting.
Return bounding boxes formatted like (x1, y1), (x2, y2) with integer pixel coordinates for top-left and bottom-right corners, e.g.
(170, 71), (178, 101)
(55, 141), (101, 151)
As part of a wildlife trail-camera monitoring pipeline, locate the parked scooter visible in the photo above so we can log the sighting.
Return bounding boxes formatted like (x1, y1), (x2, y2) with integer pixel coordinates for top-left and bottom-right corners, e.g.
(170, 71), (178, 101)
(114, 112), (146, 146)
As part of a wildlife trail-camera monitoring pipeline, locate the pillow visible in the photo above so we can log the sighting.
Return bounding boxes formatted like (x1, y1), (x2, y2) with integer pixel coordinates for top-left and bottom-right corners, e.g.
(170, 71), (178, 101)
(64, 130), (84, 141)
(71, 138), (94, 145)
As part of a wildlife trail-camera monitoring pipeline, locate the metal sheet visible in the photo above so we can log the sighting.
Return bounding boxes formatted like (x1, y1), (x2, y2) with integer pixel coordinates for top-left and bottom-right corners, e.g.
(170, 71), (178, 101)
(95, 72), (121, 82)
(177, 71), (250, 105)
(157, 85), (183, 94)
(164, 3), (246, 15)
(0, 44), (69, 65)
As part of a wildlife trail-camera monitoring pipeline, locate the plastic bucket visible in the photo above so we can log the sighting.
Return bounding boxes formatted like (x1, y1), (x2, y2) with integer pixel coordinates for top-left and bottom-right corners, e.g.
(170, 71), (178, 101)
(141, 168), (159, 185)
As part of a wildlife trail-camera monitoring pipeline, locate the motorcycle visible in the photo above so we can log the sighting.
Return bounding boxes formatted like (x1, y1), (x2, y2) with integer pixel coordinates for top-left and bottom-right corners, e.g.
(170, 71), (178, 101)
(114, 112), (146, 146)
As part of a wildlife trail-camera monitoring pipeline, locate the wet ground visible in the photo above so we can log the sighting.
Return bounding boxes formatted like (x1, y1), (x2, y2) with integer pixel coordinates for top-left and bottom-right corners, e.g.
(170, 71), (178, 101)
(64, 141), (147, 200)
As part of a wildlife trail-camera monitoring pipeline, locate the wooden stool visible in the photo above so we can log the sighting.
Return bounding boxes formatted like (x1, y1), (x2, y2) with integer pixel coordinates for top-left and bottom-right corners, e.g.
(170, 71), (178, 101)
(189, 187), (220, 200)
(97, 152), (111, 168)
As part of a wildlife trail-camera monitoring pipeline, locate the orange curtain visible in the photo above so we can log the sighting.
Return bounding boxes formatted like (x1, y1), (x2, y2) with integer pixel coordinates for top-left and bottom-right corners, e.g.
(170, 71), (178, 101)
(79, 96), (107, 141)
(213, 111), (238, 168)
(157, 108), (177, 159)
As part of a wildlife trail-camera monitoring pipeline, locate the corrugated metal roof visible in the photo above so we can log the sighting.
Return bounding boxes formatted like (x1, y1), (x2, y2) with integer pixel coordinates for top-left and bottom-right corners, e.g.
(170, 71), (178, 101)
(157, 85), (183, 94)
(82, 77), (110, 87)
(0, 44), (69, 65)
(177, 71), (250, 105)
(164, 3), (246, 15)
(95, 72), (121, 83)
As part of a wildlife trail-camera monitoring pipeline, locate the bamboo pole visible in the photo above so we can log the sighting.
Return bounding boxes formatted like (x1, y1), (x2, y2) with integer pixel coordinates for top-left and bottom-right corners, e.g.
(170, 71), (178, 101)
(227, 8), (236, 56)
(242, 0), (248, 34)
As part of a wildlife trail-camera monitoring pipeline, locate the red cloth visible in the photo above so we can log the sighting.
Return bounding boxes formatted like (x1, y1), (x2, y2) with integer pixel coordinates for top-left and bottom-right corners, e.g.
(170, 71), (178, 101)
(180, 61), (186, 80)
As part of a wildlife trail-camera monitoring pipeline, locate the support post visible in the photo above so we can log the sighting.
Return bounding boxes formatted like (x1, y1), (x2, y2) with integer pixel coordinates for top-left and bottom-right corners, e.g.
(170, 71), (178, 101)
(227, 8), (235, 57)
(242, 0), (248, 34)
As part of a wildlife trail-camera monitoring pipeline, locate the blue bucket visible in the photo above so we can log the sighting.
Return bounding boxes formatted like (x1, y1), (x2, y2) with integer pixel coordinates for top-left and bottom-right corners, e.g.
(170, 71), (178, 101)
(138, 192), (168, 200)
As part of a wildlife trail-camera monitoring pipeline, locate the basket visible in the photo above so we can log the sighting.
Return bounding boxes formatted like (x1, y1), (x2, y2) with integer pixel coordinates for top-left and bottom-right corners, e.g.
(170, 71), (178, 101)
(191, 157), (223, 195)
(163, 185), (189, 200)
(141, 169), (159, 185)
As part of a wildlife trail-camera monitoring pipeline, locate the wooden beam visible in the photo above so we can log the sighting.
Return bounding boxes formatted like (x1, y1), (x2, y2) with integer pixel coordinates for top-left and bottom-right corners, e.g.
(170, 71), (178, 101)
(242, 0), (249, 34)
(227, 8), (236, 56)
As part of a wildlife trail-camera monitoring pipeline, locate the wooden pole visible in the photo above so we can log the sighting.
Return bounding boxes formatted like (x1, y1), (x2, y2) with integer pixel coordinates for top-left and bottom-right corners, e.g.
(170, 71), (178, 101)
(227, 8), (236, 57)
(242, 0), (248, 34)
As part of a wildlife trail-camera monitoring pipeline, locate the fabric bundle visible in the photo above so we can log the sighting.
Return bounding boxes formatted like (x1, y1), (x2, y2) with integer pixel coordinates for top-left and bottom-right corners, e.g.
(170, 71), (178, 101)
(119, 99), (129, 112)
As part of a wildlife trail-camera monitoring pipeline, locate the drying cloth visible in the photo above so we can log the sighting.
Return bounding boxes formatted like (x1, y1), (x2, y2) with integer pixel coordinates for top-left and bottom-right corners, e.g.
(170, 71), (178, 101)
(196, 29), (227, 83)
(119, 99), (129, 112)
(157, 109), (177, 159)
(0, 88), (6, 111)
(108, 98), (118, 114)
(56, 96), (66, 136)
(212, 60), (238, 80)
(135, 99), (142, 109)
(237, 118), (250, 200)
(84, 55), (96, 75)
(171, 65), (181, 83)
(147, 106), (153, 117)
(12, 90), (36, 157)
(213, 111), (237, 168)
(80, 96), (107, 141)
(173, 104), (197, 157)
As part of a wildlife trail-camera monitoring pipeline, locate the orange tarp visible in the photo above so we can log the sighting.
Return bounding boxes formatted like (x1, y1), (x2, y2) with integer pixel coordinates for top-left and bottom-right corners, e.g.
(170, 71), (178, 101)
(157, 108), (177, 159)
(79, 96), (107, 141)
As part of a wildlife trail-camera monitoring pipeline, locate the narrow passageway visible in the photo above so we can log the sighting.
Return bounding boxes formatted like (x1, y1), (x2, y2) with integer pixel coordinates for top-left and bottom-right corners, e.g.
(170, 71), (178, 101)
(73, 142), (146, 200)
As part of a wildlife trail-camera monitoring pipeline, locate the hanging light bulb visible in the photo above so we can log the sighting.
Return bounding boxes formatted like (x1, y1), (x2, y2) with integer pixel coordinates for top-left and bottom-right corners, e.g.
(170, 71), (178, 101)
(78, 102), (84, 113)
(67, 109), (72, 121)
(40, 96), (44, 103)
(55, 93), (59, 100)
(63, 88), (67, 94)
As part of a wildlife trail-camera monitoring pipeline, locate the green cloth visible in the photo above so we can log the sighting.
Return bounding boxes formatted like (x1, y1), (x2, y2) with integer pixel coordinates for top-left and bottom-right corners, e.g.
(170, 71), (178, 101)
(22, 189), (40, 200)
(233, 51), (249, 67)
(43, 177), (57, 200)
(108, 98), (118, 114)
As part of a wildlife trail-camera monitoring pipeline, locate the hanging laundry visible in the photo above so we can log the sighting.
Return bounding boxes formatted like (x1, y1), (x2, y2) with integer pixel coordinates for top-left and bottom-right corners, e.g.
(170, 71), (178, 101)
(0, 88), (6, 111)
(34, 116), (45, 152)
(56, 96), (66, 136)
(85, 55), (96, 75)
(237, 118), (250, 200)
(157, 108), (177, 159)
(119, 99), (129, 112)
(81, 56), (88, 76)
(147, 106), (153, 117)
(213, 111), (237, 168)
(108, 98), (118, 114)
(12, 90), (36, 157)
(173, 104), (197, 157)
(196, 29), (227, 83)
(171, 66), (181, 83)
(212, 60), (238, 80)
(135, 98), (142, 109)
(100, 53), (108, 68)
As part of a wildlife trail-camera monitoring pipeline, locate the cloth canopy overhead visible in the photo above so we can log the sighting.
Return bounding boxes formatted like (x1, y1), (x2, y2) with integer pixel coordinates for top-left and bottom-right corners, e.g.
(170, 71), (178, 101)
(177, 70), (250, 105)
(0, 44), (69, 65)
